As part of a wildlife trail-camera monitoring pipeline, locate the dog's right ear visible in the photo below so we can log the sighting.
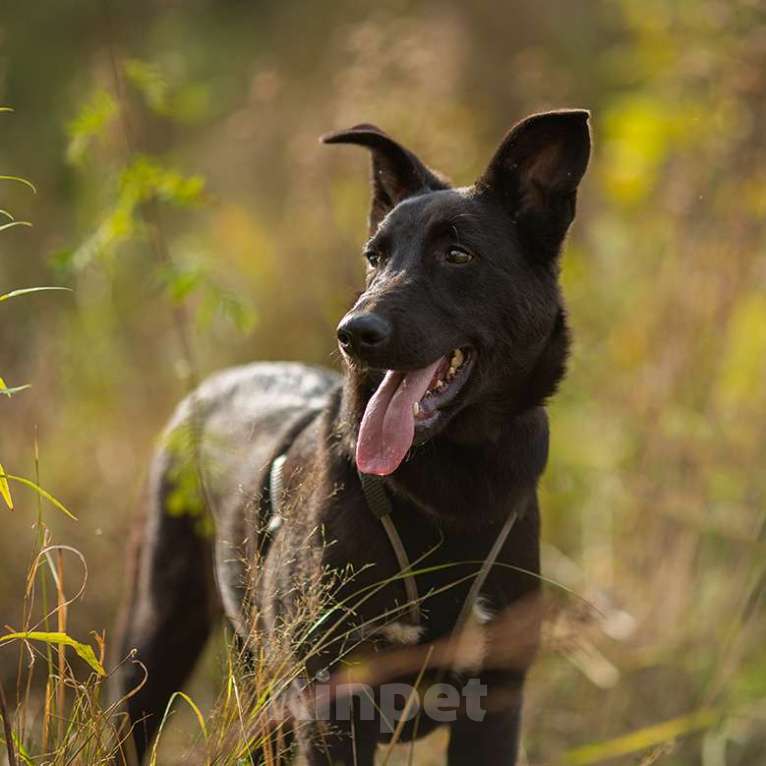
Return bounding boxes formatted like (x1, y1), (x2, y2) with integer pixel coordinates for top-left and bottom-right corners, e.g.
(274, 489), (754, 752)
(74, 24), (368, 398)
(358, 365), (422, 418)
(476, 110), (591, 260)
(322, 124), (449, 235)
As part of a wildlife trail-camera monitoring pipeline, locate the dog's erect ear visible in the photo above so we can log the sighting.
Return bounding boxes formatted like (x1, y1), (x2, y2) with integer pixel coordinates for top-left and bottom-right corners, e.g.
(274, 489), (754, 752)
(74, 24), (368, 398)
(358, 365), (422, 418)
(322, 124), (449, 235)
(476, 110), (591, 258)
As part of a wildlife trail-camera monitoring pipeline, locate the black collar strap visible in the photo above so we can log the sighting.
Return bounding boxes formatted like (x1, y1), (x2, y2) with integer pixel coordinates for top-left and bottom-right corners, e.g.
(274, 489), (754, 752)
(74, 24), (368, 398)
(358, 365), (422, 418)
(358, 471), (421, 626)
(356, 471), (520, 639)
(267, 454), (421, 627)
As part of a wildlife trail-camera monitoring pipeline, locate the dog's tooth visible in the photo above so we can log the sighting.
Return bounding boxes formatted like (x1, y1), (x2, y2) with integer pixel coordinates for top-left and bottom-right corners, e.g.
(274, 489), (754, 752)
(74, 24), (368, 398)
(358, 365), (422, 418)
(454, 349), (464, 367)
(413, 401), (420, 416)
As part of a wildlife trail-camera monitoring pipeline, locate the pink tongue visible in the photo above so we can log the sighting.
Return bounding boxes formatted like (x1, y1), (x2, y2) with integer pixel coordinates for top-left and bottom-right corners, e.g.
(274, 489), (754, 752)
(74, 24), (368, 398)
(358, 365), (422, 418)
(356, 358), (444, 476)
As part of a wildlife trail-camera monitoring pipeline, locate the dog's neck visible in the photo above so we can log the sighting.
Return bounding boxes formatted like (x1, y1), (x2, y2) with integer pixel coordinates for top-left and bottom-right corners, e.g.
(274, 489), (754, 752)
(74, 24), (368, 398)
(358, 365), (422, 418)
(386, 406), (549, 527)
(335, 307), (568, 526)
(338, 386), (551, 529)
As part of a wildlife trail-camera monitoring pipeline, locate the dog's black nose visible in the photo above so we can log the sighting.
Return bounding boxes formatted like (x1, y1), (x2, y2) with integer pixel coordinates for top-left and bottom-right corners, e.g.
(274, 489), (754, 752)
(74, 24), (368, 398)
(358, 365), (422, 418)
(337, 312), (392, 355)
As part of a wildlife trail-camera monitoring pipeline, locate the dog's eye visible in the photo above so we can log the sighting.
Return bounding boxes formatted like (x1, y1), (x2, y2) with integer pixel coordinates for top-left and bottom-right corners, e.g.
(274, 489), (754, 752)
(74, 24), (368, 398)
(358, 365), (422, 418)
(364, 250), (381, 267)
(445, 247), (473, 265)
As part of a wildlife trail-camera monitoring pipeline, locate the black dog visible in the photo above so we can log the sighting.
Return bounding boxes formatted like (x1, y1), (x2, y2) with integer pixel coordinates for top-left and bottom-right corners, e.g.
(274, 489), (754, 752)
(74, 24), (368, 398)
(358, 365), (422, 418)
(116, 109), (591, 764)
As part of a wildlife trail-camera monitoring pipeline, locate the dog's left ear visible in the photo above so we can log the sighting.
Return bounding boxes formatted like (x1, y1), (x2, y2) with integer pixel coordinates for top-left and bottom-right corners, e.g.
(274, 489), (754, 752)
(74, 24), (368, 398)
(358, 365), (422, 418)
(322, 124), (449, 235)
(476, 109), (591, 258)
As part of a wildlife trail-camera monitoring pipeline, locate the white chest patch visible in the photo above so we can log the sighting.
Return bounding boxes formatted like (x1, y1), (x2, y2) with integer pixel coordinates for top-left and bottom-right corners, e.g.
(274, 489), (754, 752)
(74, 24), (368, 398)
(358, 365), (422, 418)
(472, 596), (494, 625)
(450, 595), (494, 673)
(375, 622), (425, 645)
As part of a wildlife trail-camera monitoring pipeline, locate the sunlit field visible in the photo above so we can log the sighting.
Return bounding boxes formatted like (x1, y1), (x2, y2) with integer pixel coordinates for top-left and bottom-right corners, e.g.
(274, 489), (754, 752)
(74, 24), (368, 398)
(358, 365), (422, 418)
(1, 1), (765, 764)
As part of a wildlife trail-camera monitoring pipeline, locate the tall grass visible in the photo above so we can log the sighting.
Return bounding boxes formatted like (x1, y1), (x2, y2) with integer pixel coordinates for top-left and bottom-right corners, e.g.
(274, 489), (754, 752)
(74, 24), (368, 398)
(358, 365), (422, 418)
(4, 3), (766, 760)
(0, 107), (130, 764)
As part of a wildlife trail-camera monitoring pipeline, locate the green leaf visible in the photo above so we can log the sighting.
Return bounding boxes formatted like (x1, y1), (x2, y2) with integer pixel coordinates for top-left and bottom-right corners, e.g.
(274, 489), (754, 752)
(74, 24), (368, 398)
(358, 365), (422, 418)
(68, 155), (207, 269)
(0, 286), (71, 302)
(4, 473), (76, 519)
(123, 59), (209, 123)
(161, 261), (205, 302)
(66, 89), (118, 164)
(124, 59), (169, 114)
(0, 631), (106, 676)
(0, 464), (12, 510)
(119, 155), (206, 207)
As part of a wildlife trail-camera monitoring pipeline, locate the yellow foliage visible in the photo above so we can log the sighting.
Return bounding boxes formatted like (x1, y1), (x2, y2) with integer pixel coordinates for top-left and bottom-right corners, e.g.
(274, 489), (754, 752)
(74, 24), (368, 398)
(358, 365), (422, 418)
(715, 292), (766, 410)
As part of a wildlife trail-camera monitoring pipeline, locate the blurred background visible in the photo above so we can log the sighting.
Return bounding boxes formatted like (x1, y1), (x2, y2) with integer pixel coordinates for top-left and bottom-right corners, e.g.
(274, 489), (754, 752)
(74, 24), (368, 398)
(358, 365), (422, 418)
(1, 0), (765, 763)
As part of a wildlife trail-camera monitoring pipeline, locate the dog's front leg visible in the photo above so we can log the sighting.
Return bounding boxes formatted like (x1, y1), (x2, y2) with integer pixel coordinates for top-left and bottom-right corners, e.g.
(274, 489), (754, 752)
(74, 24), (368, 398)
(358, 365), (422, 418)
(447, 691), (523, 765)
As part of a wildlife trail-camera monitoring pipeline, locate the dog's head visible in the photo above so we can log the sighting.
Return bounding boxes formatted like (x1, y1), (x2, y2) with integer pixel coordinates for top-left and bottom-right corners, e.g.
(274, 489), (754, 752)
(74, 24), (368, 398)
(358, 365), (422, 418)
(323, 111), (591, 476)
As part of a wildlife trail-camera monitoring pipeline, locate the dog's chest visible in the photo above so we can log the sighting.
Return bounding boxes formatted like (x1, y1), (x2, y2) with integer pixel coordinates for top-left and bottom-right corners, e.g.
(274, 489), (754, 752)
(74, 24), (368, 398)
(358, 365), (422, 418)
(347, 508), (509, 640)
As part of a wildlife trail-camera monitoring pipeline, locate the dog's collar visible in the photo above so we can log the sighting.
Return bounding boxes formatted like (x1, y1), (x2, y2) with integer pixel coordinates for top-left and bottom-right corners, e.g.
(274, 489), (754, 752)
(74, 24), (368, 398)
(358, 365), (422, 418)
(267, 455), (421, 627)
(358, 471), (421, 626)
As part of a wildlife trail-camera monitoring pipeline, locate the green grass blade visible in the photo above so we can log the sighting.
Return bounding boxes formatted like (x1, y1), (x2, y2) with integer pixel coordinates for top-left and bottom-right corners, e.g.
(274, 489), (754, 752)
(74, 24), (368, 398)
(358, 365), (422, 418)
(11, 733), (33, 766)
(4, 474), (76, 519)
(0, 631), (106, 676)
(564, 708), (720, 765)
(0, 176), (36, 193)
(0, 380), (31, 398)
(148, 691), (208, 766)
(0, 464), (12, 510)
(0, 286), (72, 302)
(0, 221), (32, 233)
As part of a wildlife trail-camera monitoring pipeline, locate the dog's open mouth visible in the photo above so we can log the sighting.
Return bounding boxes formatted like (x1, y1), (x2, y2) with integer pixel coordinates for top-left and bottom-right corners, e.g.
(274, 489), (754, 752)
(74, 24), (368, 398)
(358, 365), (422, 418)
(356, 347), (475, 476)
